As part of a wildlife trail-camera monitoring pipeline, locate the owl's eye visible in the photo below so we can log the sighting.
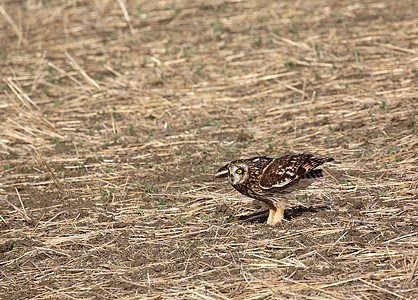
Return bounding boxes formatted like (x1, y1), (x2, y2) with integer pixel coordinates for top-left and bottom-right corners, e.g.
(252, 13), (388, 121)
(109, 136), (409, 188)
(236, 168), (243, 174)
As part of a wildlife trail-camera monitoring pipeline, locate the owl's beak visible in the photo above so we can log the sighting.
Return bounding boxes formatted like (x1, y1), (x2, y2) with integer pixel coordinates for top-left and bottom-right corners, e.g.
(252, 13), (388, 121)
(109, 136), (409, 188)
(215, 165), (229, 178)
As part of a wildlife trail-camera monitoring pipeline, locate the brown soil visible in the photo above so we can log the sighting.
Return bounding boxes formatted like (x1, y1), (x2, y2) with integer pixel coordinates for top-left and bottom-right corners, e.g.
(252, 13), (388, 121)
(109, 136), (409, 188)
(0, 0), (417, 299)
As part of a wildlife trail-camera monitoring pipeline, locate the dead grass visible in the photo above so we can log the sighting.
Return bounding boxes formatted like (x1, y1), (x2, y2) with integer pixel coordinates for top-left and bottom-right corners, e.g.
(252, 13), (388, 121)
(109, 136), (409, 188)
(0, 0), (417, 299)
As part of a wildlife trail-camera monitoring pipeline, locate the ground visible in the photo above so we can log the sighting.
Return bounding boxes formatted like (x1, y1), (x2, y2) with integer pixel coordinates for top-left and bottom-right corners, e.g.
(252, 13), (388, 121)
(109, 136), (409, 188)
(0, 0), (417, 299)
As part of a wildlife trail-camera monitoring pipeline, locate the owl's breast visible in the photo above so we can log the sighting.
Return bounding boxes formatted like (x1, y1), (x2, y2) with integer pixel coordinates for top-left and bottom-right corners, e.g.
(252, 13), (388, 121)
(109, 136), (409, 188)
(233, 182), (262, 199)
(232, 183), (249, 196)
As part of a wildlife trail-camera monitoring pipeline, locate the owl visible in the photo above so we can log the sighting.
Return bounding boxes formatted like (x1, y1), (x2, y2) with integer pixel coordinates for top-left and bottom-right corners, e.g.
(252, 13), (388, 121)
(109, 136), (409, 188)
(215, 154), (333, 226)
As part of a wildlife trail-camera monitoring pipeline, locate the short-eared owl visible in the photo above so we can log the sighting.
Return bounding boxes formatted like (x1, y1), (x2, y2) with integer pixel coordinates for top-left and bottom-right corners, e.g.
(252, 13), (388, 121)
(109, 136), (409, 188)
(215, 154), (333, 226)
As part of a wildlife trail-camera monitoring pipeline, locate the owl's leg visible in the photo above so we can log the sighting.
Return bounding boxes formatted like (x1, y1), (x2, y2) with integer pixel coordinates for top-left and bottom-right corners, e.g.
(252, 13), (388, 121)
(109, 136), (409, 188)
(266, 208), (276, 225)
(270, 201), (285, 226)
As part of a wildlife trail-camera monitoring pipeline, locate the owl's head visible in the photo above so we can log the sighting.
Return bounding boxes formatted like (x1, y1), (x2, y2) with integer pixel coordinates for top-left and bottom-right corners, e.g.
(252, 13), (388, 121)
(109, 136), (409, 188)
(215, 161), (249, 185)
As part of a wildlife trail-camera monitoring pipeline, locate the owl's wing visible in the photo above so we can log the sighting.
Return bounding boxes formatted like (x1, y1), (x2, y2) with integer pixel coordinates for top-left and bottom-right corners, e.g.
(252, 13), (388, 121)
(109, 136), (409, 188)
(259, 154), (330, 189)
(215, 164), (229, 178)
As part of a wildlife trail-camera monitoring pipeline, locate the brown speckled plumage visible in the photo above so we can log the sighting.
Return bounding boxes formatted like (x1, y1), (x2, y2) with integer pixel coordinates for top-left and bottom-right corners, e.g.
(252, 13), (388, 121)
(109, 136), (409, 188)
(215, 154), (333, 225)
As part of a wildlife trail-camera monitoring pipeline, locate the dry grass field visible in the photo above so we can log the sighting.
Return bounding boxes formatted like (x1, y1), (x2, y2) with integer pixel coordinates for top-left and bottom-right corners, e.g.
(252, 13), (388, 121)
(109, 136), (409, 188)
(0, 0), (417, 299)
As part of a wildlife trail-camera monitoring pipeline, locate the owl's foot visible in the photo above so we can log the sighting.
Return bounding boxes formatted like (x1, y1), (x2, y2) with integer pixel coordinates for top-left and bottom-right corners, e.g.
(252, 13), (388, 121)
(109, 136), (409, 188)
(266, 205), (284, 226)
(266, 208), (275, 225)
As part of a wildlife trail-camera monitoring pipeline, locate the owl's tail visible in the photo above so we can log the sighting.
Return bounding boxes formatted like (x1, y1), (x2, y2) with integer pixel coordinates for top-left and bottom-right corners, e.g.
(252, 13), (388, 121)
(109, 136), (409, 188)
(301, 169), (324, 179)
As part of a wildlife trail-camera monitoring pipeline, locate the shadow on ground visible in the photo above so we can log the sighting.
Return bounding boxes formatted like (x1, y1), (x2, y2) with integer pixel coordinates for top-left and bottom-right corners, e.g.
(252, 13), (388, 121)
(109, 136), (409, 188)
(237, 205), (330, 223)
